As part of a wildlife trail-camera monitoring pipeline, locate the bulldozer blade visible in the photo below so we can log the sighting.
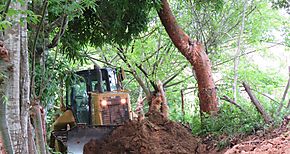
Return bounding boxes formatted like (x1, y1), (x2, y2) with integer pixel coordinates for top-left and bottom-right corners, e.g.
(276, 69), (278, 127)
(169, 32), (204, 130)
(67, 124), (117, 154)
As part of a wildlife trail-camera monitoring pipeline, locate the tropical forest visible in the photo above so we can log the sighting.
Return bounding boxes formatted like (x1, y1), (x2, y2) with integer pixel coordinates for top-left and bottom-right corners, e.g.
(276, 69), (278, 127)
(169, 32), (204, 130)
(0, 0), (289, 153)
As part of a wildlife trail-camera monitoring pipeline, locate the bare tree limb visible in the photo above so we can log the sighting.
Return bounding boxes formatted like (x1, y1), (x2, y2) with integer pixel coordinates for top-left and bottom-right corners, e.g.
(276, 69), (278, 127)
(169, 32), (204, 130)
(47, 16), (64, 32)
(221, 95), (245, 112)
(30, 0), (48, 99)
(135, 27), (158, 40)
(116, 48), (151, 100)
(135, 86), (145, 120)
(214, 44), (280, 67)
(0, 0), (11, 22)
(158, 80), (169, 118)
(277, 66), (290, 115)
(108, 54), (119, 64)
(85, 54), (118, 68)
(36, 47), (58, 100)
(233, 0), (247, 102)
(152, 43), (173, 76)
(141, 44), (166, 63)
(247, 88), (280, 104)
(243, 82), (272, 124)
(136, 64), (158, 91)
(47, 14), (68, 49)
(164, 75), (195, 88)
(163, 64), (187, 86)
(181, 90), (185, 116)
(259, 93), (280, 104)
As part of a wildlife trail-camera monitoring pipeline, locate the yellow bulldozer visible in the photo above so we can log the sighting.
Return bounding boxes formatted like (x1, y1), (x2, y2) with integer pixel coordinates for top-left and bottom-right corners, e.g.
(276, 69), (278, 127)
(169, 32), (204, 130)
(49, 65), (133, 153)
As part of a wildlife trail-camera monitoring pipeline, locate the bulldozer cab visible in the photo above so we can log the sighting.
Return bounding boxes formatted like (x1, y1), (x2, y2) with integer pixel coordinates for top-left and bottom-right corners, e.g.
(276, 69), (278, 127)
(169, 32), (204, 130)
(66, 68), (117, 124)
(66, 67), (131, 125)
(51, 67), (132, 153)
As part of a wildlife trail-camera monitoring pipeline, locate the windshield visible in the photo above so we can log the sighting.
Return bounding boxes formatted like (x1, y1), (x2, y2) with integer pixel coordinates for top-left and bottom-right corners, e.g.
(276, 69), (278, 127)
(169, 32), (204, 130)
(73, 83), (89, 123)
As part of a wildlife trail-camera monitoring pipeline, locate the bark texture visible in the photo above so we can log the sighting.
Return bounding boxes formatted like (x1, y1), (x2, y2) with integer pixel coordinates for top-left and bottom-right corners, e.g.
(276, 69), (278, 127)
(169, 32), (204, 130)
(243, 82), (272, 124)
(28, 119), (37, 154)
(277, 66), (290, 114)
(1, 1), (30, 152)
(0, 91), (11, 154)
(157, 0), (218, 113)
(30, 101), (47, 154)
(0, 42), (13, 153)
(4, 1), (23, 152)
(20, 0), (31, 152)
(157, 80), (169, 118)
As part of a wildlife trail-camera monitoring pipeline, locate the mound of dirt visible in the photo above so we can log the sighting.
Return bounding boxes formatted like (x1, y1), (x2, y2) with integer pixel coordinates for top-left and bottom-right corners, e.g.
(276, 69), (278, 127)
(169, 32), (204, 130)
(225, 130), (290, 154)
(83, 111), (200, 154)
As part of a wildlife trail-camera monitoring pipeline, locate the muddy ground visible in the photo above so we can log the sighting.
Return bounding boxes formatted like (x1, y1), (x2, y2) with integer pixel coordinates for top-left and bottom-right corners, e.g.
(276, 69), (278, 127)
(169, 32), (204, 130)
(84, 112), (289, 154)
(225, 129), (290, 154)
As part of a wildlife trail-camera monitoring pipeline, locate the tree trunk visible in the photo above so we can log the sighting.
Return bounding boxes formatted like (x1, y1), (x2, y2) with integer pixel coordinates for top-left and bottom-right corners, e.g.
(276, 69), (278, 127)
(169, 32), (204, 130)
(4, 1), (23, 152)
(157, 0), (218, 114)
(0, 54), (13, 154)
(0, 100), (12, 154)
(28, 119), (37, 154)
(30, 101), (47, 154)
(20, 0), (30, 152)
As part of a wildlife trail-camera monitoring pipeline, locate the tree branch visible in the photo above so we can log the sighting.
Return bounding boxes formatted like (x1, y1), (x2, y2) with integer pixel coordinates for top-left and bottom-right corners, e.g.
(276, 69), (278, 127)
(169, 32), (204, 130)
(243, 82), (272, 124)
(214, 43), (280, 67)
(152, 43), (173, 76)
(85, 54), (118, 68)
(46, 16), (63, 32)
(277, 66), (290, 115)
(1, 0), (11, 21)
(221, 95), (245, 112)
(164, 75), (194, 88)
(135, 27), (158, 40)
(163, 64), (187, 86)
(30, 0), (48, 99)
(141, 44), (166, 63)
(47, 14), (68, 49)
(233, 0), (247, 103)
(116, 48), (151, 100)
(135, 64), (158, 91)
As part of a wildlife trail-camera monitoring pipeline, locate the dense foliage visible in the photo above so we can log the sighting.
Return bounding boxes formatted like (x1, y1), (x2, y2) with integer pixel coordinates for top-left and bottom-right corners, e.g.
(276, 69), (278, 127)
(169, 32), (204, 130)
(61, 0), (160, 56)
(0, 0), (289, 153)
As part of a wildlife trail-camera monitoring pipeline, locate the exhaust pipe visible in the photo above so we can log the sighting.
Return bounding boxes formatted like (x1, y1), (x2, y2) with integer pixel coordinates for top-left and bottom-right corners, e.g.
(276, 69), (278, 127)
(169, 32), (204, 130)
(94, 65), (103, 93)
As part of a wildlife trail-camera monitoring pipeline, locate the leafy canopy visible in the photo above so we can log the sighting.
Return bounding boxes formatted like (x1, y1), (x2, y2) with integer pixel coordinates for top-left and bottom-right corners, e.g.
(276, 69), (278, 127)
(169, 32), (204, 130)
(62, 0), (159, 50)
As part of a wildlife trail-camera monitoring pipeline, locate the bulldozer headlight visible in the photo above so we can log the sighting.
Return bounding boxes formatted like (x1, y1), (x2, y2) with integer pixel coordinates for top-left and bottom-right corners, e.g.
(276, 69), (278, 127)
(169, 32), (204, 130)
(101, 100), (107, 106)
(121, 98), (126, 104)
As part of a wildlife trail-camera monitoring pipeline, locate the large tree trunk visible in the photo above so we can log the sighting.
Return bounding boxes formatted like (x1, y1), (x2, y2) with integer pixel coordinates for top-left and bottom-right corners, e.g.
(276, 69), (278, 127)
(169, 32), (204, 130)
(157, 0), (218, 114)
(0, 97), (13, 154)
(4, 1), (23, 152)
(20, 0), (31, 153)
(0, 42), (13, 153)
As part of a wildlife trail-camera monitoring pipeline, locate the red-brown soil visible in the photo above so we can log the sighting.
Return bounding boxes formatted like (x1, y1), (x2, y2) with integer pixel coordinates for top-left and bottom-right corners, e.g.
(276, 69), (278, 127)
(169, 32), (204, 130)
(84, 111), (201, 154)
(84, 112), (290, 154)
(225, 128), (290, 154)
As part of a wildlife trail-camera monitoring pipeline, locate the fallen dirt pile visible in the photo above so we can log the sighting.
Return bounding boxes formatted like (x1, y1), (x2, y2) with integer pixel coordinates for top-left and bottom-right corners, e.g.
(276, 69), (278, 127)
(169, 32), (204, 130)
(225, 129), (290, 154)
(84, 112), (200, 154)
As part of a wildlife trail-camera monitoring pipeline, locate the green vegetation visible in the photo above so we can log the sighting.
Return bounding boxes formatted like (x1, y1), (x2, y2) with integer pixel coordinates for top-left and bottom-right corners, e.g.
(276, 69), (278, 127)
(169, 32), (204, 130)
(0, 0), (289, 153)
(39, 0), (289, 136)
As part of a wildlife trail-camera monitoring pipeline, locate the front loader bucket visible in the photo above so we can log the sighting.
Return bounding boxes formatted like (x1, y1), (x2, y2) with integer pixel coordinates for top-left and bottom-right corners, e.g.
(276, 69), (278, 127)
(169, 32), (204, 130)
(67, 125), (117, 154)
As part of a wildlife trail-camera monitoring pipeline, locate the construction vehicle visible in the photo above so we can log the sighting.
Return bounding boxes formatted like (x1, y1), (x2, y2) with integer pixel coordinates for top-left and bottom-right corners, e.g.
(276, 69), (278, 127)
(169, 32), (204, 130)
(50, 66), (133, 154)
